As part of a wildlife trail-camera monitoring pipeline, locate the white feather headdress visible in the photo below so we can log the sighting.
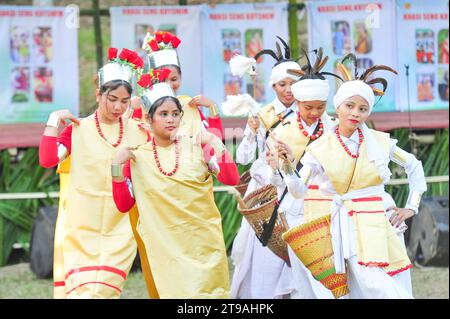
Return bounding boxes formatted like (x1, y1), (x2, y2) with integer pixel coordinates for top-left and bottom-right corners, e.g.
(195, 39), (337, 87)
(221, 94), (261, 117)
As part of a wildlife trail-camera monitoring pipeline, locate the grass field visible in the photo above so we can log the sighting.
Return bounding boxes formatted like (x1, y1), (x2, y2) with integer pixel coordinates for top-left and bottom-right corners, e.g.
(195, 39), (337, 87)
(0, 262), (448, 299)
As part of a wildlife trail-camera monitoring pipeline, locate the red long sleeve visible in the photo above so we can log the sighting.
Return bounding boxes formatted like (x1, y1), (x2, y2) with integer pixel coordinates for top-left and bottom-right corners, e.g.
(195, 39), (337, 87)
(112, 160), (136, 213)
(198, 109), (224, 141)
(39, 125), (72, 168)
(207, 117), (224, 141)
(215, 150), (240, 186)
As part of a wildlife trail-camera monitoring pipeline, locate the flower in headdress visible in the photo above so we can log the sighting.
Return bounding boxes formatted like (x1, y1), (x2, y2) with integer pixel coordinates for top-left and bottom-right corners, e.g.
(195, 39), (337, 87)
(170, 36), (181, 49)
(154, 68), (171, 82)
(148, 39), (159, 52)
(162, 32), (173, 44)
(108, 47), (118, 60)
(119, 48), (134, 61)
(137, 73), (152, 89)
(155, 31), (165, 43)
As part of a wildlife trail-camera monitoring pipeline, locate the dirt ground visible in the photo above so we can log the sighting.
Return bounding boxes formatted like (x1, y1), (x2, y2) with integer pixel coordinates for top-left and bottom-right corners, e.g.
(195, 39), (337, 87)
(0, 262), (448, 299)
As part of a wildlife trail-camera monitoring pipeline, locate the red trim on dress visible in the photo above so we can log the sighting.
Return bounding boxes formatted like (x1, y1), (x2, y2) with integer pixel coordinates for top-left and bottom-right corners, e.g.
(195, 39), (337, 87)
(66, 281), (122, 295)
(351, 197), (383, 202)
(308, 185), (319, 190)
(54, 281), (65, 287)
(65, 265), (127, 280)
(358, 261), (389, 267)
(348, 210), (385, 216)
(387, 264), (413, 276)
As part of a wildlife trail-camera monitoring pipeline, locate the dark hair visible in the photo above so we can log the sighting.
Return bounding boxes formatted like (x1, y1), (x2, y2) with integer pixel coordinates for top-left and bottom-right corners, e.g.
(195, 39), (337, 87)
(99, 79), (133, 96)
(148, 96), (183, 119)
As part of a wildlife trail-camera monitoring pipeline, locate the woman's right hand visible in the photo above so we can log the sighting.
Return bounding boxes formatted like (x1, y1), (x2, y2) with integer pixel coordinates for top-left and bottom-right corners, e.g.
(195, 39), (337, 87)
(113, 147), (136, 165)
(247, 114), (260, 134)
(52, 109), (80, 126)
(265, 149), (279, 170)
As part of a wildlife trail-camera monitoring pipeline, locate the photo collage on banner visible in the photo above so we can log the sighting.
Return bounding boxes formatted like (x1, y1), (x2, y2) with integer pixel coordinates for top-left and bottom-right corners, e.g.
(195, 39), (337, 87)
(0, 6), (78, 124)
(110, 6), (203, 99)
(396, 0), (448, 111)
(307, 0), (397, 113)
(111, 3), (288, 113)
(201, 3), (288, 108)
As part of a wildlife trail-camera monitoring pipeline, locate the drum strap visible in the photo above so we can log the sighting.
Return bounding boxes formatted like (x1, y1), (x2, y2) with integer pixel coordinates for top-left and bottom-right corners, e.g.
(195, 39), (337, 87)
(259, 121), (321, 246)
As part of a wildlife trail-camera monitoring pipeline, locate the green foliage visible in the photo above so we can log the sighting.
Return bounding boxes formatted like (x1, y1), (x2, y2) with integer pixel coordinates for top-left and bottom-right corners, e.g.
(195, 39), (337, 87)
(386, 128), (449, 208)
(214, 143), (252, 251)
(0, 148), (58, 266)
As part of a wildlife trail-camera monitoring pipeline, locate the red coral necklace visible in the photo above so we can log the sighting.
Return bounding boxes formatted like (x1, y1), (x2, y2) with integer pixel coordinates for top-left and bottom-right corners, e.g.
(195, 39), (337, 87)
(152, 137), (180, 176)
(335, 126), (363, 158)
(95, 111), (123, 148)
(297, 113), (323, 140)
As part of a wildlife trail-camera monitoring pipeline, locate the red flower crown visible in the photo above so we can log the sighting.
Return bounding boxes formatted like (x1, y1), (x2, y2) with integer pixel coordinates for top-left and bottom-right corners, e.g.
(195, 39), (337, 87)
(143, 31), (181, 53)
(137, 68), (171, 89)
(108, 47), (144, 70)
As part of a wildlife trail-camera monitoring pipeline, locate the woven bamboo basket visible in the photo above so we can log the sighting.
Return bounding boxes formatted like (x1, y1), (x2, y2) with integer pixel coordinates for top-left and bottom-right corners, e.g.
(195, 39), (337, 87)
(237, 184), (290, 265)
(235, 170), (252, 197)
(282, 214), (349, 298)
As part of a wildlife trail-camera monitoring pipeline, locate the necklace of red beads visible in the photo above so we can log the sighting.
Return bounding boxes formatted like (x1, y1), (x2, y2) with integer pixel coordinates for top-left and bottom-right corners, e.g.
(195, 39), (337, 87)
(297, 113), (323, 140)
(95, 111), (123, 148)
(152, 137), (180, 176)
(335, 126), (363, 158)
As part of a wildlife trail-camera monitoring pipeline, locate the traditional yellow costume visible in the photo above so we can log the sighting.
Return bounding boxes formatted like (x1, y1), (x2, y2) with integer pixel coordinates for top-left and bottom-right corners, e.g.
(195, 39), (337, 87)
(129, 139), (230, 299)
(61, 117), (146, 298)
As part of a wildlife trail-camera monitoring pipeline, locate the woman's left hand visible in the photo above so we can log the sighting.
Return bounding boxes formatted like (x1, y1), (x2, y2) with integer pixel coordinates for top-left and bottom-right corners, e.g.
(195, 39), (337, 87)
(387, 206), (415, 228)
(189, 95), (215, 108)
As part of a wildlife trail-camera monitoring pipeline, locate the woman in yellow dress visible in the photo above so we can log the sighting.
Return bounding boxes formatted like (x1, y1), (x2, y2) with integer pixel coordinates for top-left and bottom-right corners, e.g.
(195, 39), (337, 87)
(39, 48), (147, 298)
(111, 74), (239, 298)
(277, 56), (427, 298)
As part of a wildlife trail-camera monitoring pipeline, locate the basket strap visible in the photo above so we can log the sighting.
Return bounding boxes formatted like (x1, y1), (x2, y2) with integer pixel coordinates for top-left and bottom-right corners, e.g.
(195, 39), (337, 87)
(258, 122), (321, 246)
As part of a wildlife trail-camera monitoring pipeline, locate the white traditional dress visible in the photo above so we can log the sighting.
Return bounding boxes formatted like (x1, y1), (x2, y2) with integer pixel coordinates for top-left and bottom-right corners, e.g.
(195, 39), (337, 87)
(231, 98), (297, 299)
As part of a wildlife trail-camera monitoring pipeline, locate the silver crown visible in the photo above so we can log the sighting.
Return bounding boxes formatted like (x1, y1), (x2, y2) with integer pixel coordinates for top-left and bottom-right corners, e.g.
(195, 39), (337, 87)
(141, 82), (176, 113)
(98, 62), (135, 87)
(148, 49), (180, 69)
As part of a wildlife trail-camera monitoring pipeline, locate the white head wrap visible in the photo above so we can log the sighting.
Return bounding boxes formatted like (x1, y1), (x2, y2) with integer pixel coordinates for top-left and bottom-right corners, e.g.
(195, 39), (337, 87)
(292, 78), (330, 102)
(333, 80), (391, 182)
(333, 80), (375, 114)
(269, 61), (301, 86)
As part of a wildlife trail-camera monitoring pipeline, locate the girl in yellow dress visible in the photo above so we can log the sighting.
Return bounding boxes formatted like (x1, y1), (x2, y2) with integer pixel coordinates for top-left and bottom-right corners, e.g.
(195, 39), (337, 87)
(39, 48), (147, 298)
(111, 74), (239, 298)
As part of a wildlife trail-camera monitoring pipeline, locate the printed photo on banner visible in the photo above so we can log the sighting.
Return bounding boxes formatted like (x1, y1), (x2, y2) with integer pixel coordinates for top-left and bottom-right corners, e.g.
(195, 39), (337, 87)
(33, 67), (53, 103)
(245, 29), (263, 61)
(10, 66), (30, 103)
(415, 29), (435, 64)
(135, 24), (154, 66)
(245, 29), (265, 102)
(353, 20), (372, 54)
(438, 29), (449, 64)
(224, 72), (242, 98)
(417, 72), (434, 102)
(437, 67), (449, 101)
(332, 21), (351, 55)
(10, 26), (30, 64)
(33, 27), (52, 64)
(222, 29), (241, 62)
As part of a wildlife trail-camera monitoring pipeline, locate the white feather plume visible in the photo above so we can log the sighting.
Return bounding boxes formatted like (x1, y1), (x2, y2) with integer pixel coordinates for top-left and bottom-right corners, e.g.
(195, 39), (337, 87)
(221, 94), (261, 117)
(229, 54), (257, 77)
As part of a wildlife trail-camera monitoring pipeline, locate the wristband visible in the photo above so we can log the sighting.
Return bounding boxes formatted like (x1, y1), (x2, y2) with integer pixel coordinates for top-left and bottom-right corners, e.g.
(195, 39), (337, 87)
(46, 113), (61, 128)
(209, 104), (220, 117)
(111, 164), (123, 178)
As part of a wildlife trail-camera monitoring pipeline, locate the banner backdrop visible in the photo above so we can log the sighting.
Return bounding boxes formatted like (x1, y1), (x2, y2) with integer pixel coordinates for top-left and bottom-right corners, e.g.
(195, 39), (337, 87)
(396, 0), (449, 111)
(307, 0), (398, 113)
(201, 3), (289, 107)
(110, 6), (203, 99)
(0, 6), (79, 124)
